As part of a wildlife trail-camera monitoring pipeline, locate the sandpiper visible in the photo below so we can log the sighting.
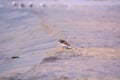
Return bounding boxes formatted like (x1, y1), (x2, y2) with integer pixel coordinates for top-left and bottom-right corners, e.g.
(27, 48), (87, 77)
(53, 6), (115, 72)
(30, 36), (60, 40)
(58, 39), (71, 49)
(40, 2), (46, 7)
(12, 1), (17, 6)
(20, 3), (25, 8)
(28, 2), (33, 8)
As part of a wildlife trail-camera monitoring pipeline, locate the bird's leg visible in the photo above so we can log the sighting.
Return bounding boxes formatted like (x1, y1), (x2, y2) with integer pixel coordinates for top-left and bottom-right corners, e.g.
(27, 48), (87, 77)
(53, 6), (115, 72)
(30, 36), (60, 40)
(63, 46), (71, 49)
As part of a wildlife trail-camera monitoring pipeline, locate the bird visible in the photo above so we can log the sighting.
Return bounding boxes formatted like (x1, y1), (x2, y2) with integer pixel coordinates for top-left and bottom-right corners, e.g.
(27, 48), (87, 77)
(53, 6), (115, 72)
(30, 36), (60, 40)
(20, 3), (25, 8)
(58, 39), (71, 49)
(40, 2), (46, 8)
(12, 1), (17, 6)
(28, 2), (33, 8)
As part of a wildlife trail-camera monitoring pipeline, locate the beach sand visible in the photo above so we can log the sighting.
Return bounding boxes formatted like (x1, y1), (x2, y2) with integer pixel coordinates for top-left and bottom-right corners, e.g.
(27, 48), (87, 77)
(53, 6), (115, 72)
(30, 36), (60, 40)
(0, 0), (120, 80)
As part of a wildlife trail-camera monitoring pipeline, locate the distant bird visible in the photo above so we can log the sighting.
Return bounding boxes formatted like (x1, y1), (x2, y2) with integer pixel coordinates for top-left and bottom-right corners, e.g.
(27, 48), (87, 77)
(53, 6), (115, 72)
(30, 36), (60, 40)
(28, 2), (33, 7)
(58, 39), (71, 49)
(12, 1), (17, 6)
(40, 2), (46, 7)
(20, 3), (25, 8)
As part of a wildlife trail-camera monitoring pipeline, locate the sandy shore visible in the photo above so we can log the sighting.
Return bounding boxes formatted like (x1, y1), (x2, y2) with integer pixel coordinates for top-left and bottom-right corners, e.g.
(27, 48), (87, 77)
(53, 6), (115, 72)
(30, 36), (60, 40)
(0, 0), (120, 80)
(0, 47), (120, 80)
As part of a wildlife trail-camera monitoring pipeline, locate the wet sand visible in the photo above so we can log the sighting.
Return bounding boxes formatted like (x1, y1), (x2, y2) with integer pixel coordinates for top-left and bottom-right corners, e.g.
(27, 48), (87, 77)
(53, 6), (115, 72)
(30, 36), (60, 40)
(0, 0), (120, 80)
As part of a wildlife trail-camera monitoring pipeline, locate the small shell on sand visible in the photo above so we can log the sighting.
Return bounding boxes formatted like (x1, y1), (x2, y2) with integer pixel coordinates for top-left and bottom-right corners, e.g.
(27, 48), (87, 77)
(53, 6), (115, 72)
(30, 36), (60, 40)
(11, 56), (20, 59)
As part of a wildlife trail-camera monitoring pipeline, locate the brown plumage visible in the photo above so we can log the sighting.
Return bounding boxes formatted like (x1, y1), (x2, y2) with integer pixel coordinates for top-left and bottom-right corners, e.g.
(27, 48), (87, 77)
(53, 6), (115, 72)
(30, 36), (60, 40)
(58, 39), (70, 46)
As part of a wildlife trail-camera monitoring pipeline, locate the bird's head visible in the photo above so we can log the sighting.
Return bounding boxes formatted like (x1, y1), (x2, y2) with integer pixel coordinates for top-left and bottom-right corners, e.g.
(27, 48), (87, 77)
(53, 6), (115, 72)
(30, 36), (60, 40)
(58, 39), (65, 43)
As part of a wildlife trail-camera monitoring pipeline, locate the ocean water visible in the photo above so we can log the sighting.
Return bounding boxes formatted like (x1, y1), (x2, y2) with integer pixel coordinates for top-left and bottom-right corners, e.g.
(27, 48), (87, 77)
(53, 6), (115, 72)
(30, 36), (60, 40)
(0, 0), (120, 79)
